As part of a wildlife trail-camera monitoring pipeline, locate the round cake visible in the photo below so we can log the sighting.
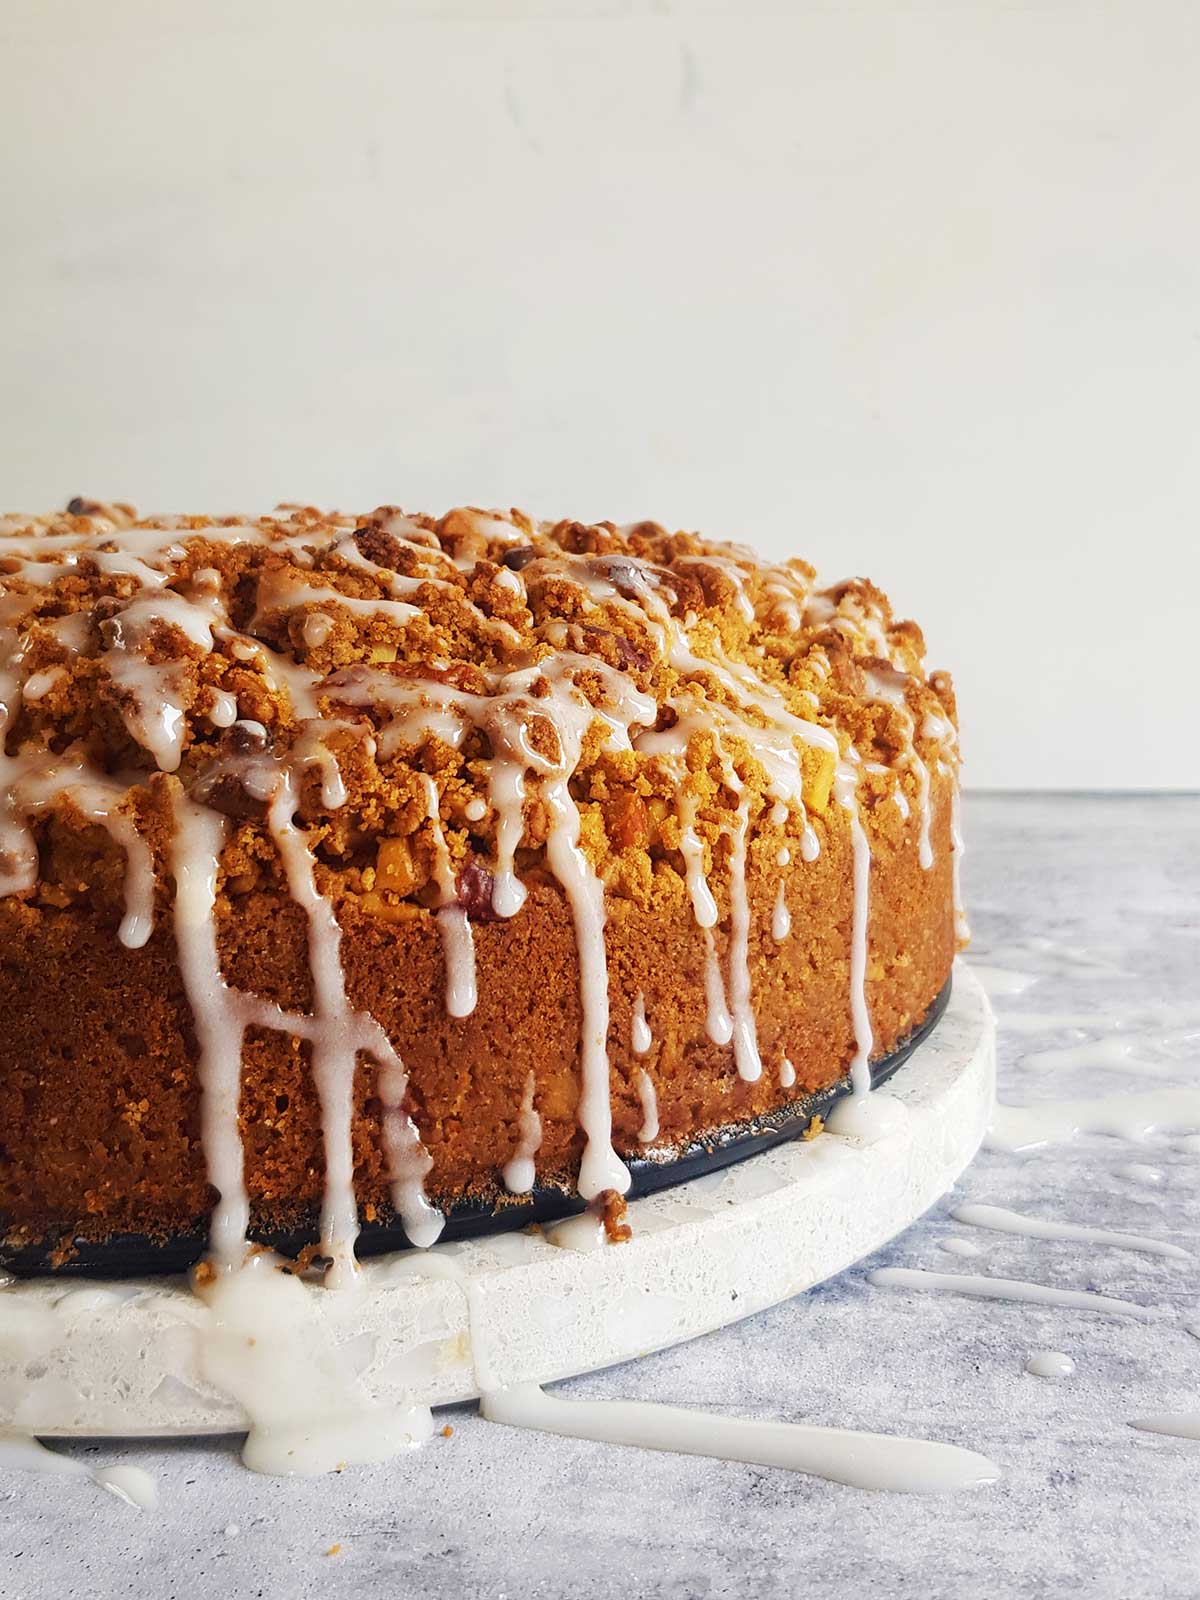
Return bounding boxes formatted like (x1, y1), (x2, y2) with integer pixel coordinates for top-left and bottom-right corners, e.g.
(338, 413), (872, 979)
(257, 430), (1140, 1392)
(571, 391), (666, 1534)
(0, 500), (965, 1276)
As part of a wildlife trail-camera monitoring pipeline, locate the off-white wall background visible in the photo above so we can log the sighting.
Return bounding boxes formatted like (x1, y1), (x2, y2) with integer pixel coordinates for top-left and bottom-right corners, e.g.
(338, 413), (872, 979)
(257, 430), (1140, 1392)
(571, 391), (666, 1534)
(2, 1), (1198, 789)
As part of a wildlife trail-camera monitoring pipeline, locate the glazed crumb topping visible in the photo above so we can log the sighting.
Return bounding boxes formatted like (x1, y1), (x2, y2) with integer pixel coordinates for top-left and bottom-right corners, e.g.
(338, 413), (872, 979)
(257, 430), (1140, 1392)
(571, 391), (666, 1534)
(0, 501), (956, 915)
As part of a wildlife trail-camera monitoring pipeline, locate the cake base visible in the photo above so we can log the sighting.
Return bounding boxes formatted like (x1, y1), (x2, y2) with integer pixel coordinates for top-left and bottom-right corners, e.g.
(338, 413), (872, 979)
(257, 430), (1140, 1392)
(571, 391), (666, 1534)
(0, 963), (993, 1437)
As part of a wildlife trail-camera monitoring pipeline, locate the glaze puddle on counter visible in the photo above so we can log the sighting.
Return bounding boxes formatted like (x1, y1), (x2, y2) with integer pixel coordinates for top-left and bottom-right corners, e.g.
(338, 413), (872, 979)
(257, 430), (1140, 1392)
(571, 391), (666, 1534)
(480, 1383), (1001, 1494)
(938, 1236), (984, 1258)
(0, 1436), (159, 1510)
(869, 1267), (1156, 1321)
(987, 1087), (1200, 1152)
(1025, 1351), (1075, 1379)
(950, 1202), (1191, 1260)
(1129, 1413), (1200, 1442)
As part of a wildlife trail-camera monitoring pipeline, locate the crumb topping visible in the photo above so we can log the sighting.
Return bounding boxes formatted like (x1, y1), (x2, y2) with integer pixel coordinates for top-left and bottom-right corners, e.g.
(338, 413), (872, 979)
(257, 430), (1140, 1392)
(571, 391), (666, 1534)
(0, 502), (956, 919)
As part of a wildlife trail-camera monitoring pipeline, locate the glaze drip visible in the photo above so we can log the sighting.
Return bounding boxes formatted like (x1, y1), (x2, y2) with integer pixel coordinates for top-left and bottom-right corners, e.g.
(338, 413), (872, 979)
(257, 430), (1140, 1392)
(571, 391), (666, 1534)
(502, 1073), (543, 1194)
(834, 763), (875, 1098)
(169, 795), (249, 1271)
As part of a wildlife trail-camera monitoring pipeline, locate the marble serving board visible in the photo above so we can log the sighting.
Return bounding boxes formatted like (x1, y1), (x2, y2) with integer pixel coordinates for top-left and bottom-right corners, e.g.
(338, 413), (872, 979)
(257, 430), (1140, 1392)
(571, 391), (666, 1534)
(1, 794), (1197, 1600)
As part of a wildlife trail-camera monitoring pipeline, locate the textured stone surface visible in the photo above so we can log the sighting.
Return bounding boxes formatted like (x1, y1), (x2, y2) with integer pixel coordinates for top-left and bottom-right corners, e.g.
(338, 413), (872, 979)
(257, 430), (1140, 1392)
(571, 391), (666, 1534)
(1, 794), (1197, 1598)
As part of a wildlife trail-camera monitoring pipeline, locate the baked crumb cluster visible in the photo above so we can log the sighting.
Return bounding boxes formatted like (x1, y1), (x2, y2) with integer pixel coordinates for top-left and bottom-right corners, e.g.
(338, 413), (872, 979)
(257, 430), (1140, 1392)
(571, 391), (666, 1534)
(0, 501), (962, 1272)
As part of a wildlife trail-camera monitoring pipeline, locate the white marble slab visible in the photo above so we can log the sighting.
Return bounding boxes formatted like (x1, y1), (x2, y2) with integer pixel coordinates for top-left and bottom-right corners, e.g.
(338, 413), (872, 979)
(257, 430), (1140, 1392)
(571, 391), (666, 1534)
(1, 794), (1197, 1598)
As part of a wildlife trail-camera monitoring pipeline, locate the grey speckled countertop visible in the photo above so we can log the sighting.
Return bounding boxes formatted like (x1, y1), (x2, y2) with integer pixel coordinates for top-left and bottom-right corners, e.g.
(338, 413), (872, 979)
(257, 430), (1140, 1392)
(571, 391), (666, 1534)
(2, 794), (1198, 1599)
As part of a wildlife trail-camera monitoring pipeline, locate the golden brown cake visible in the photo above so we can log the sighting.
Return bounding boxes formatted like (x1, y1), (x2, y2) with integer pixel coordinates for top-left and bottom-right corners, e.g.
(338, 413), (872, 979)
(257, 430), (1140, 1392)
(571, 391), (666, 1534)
(0, 500), (965, 1274)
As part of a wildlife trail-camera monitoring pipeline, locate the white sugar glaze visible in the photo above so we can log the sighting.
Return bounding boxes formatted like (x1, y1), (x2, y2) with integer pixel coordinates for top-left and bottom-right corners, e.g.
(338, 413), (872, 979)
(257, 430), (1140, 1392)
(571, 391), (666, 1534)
(436, 907), (477, 1020)
(502, 1073), (543, 1194)
(725, 798), (763, 1083)
(988, 1088), (1200, 1152)
(543, 762), (630, 1198)
(267, 776), (372, 1283)
(772, 882), (791, 942)
(20, 665), (66, 703)
(480, 1382), (1000, 1495)
(421, 776), (478, 1019)
(833, 763), (874, 1098)
(948, 776), (969, 943)
(545, 1213), (609, 1252)
(826, 1089), (909, 1144)
(863, 665), (933, 869)
(869, 1267), (1155, 1321)
(8, 759), (156, 947)
(169, 796), (250, 1270)
(1129, 1413), (1200, 1440)
(0, 1435), (91, 1478)
(631, 991), (652, 1055)
(0, 1436), (159, 1510)
(1025, 1351), (1074, 1380)
(676, 793), (720, 929)
(195, 1253), (436, 1474)
(94, 1465), (160, 1510)
(207, 687), (238, 727)
(951, 1202), (1191, 1260)
(703, 927), (734, 1047)
(635, 1068), (660, 1143)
